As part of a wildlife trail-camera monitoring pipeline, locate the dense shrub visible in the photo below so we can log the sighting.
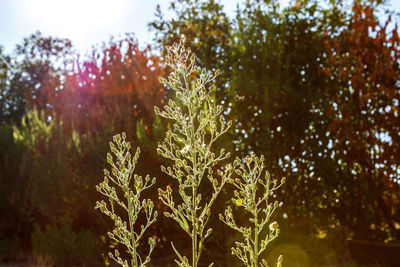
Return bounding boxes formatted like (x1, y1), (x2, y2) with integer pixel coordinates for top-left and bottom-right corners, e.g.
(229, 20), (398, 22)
(32, 214), (97, 265)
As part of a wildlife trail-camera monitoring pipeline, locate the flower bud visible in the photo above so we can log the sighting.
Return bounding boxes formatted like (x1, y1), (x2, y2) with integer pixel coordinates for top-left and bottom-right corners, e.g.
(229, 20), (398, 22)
(269, 221), (278, 231)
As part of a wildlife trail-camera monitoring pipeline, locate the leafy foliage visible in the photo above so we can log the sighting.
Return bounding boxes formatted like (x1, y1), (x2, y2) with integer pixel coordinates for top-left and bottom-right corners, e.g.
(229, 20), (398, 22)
(150, 0), (400, 245)
(61, 34), (164, 135)
(13, 32), (74, 118)
(0, 107), (114, 263)
(321, 1), (400, 241)
(0, 47), (21, 124)
(31, 214), (97, 265)
(0, 33), (165, 263)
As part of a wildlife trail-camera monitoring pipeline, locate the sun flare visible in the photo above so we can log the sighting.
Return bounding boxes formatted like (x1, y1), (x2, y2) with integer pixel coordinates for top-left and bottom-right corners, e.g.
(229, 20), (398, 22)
(21, 0), (132, 48)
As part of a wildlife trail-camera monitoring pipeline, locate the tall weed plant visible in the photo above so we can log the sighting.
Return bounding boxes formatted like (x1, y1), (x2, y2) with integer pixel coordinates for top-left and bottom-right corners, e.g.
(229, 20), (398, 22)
(97, 40), (284, 267)
(96, 133), (157, 267)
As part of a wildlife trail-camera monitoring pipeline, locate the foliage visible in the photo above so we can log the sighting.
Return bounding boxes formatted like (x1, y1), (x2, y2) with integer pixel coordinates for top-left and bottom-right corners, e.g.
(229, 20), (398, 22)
(0, 32), (74, 125)
(1, 32), (164, 135)
(60, 34), (165, 135)
(220, 154), (285, 267)
(0, 47), (19, 124)
(150, 0), (400, 245)
(0, 33), (166, 263)
(11, 108), (106, 221)
(14, 32), (74, 116)
(31, 214), (97, 265)
(96, 133), (157, 267)
(322, 1), (400, 241)
(0, 107), (113, 263)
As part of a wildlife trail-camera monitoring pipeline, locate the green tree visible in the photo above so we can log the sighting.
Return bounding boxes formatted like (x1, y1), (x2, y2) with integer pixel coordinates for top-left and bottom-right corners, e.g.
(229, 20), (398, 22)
(0, 47), (20, 124)
(150, 0), (400, 250)
(0, 108), (110, 263)
(14, 32), (74, 114)
(0, 32), (74, 125)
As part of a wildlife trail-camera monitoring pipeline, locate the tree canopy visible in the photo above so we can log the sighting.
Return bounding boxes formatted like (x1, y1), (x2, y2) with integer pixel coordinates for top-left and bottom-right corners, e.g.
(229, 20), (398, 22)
(150, 0), (400, 243)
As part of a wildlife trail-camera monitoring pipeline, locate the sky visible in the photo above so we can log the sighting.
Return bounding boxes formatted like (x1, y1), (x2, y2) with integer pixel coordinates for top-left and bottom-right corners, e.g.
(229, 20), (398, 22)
(0, 0), (240, 55)
(0, 0), (399, 55)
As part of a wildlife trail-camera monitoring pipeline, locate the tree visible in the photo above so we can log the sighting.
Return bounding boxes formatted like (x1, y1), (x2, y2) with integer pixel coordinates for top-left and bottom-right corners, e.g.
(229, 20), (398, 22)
(322, 0), (400, 241)
(150, 0), (400, 246)
(59, 34), (165, 135)
(0, 33), (166, 263)
(150, 0), (232, 100)
(14, 32), (74, 115)
(0, 46), (16, 124)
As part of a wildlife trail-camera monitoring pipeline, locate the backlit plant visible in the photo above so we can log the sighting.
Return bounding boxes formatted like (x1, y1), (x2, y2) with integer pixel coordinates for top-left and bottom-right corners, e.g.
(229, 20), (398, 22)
(95, 133), (157, 267)
(96, 40), (284, 267)
(155, 40), (233, 267)
(220, 154), (285, 267)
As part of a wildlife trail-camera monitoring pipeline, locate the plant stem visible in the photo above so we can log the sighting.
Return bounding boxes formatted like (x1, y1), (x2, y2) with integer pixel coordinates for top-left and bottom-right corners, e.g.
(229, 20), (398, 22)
(254, 212), (258, 267)
(128, 191), (138, 266)
(252, 183), (258, 267)
(190, 104), (198, 267)
(192, 183), (198, 267)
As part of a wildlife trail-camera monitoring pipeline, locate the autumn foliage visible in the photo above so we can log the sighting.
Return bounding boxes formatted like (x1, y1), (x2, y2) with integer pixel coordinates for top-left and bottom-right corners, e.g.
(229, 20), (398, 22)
(33, 34), (164, 135)
(324, 1), (400, 240)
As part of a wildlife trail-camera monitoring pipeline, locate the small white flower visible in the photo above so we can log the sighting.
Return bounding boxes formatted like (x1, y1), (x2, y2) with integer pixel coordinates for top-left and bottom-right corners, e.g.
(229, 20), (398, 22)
(269, 221), (278, 231)
(181, 144), (190, 154)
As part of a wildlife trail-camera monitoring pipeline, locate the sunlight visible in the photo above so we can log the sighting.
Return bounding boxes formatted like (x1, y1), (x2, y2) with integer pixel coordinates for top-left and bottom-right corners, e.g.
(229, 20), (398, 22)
(21, 0), (133, 48)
